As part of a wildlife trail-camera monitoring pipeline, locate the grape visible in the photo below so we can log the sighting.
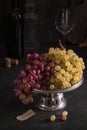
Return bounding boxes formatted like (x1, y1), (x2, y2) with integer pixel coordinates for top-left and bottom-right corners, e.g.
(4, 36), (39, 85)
(71, 68), (77, 74)
(62, 111), (68, 116)
(30, 53), (39, 59)
(46, 47), (85, 89)
(50, 68), (56, 74)
(55, 65), (61, 71)
(38, 62), (44, 71)
(45, 66), (50, 71)
(33, 74), (38, 81)
(49, 84), (55, 90)
(19, 93), (26, 101)
(29, 80), (36, 86)
(50, 114), (56, 121)
(55, 73), (62, 79)
(24, 84), (31, 95)
(14, 53), (57, 104)
(29, 69), (37, 76)
(19, 69), (27, 78)
(35, 83), (41, 89)
(25, 64), (31, 71)
(27, 74), (33, 81)
(65, 61), (71, 67)
(60, 69), (65, 75)
(48, 62), (55, 68)
(15, 89), (22, 96)
(22, 95), (33, 105)
(14, 46), (85, 105)
(63, 55), (70, 61)
(60, 115), (67, 121)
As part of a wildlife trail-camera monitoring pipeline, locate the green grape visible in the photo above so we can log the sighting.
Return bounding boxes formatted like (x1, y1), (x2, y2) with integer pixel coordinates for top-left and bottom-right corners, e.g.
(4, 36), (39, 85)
(64, 72), (71, 82)
(46, 46), (85, 90)
(50, 76), (56, 83)
(62, 80), (69, 88)
(71, 68), (77, 74)
(66, 66), (72, 72)
(49, 47), (55, 54)
(67, 49), (74, 55)
(49, 84), (55, 90)
(55, 65), (61, 71)
(63, 55), (70, 61)
(60, 76), (66, 82)
(60, 69), (65, 75)
(19, 93), (26, 100)
(55, 73), (62, 80)
(65, 61), (71, 67)
(61, 50), (66, 55)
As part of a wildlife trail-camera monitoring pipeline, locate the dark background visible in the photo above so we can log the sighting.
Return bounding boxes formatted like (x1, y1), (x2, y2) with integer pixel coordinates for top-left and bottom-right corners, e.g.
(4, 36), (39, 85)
(0, 1), (87, 130)
(0, 31), (87, 130)
(0, 0), (87, 58)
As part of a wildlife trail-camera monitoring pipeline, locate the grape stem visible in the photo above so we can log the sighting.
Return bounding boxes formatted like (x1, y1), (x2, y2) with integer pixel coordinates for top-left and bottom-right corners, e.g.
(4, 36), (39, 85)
(59, 40), (66, 50)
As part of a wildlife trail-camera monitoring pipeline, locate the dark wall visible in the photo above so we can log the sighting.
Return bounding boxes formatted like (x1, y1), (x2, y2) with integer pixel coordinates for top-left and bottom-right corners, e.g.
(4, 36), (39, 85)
(67, 0), (87, 44)
(0, 0), (13, 58)
(0, 0), (87, 58)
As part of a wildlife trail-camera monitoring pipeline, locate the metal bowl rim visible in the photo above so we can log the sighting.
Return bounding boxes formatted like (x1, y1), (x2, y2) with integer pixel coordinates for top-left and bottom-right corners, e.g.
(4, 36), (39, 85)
(32, 77), (84, 94)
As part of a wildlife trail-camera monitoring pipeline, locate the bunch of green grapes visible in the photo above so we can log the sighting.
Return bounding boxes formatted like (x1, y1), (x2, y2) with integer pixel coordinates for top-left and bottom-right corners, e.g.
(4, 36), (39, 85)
(45, 47), (85, 90)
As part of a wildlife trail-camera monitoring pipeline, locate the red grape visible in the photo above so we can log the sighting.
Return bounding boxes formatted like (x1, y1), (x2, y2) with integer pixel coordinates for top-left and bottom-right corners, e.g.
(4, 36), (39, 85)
(14, 52), (57, 105)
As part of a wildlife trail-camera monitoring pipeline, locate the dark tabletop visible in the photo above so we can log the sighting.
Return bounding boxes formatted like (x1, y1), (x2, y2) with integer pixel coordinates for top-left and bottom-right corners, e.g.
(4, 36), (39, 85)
(0, 43), (87, 130)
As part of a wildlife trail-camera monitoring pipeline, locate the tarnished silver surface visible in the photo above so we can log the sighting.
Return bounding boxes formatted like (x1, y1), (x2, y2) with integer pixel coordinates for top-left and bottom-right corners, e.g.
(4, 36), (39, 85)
(32, 78), (83, 111)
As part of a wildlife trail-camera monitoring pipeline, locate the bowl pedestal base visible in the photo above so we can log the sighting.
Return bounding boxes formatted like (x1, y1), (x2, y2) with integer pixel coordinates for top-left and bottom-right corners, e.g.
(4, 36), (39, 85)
(33, 92), (67, 111)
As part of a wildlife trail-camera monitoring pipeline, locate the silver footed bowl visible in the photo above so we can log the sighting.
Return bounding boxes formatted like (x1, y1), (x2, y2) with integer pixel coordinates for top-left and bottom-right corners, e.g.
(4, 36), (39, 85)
(32, 77), (84, 111)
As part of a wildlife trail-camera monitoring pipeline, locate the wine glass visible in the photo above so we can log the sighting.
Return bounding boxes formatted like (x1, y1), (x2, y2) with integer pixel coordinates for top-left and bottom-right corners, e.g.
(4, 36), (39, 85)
(55, 8), (74, 46)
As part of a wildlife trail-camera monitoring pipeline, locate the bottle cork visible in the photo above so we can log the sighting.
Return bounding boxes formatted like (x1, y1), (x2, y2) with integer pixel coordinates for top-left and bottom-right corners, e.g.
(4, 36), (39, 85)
(5, 58), (11, 68)
(11, 59), (19, 65)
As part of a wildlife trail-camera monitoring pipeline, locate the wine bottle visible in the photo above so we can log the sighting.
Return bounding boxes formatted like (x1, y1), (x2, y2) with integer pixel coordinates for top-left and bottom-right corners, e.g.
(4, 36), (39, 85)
(6, 0), (24, 59)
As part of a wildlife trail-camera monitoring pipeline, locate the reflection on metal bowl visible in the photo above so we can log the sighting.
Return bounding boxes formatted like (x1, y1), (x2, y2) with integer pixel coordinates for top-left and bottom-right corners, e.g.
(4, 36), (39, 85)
(32, 77), (83, 111)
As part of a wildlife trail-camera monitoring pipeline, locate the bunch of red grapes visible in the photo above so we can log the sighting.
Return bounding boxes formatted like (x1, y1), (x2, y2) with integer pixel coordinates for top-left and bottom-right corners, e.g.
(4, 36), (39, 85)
(14, 53), (56, 105)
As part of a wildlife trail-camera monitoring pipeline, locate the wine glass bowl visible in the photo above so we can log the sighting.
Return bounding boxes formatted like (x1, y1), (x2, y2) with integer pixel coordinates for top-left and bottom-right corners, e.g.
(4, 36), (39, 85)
(55, 9), (74, 44)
